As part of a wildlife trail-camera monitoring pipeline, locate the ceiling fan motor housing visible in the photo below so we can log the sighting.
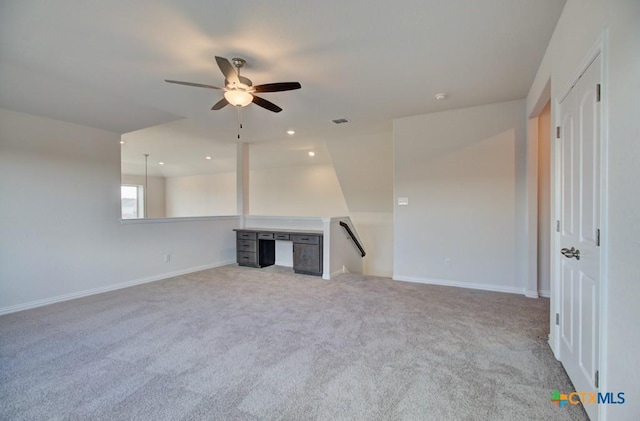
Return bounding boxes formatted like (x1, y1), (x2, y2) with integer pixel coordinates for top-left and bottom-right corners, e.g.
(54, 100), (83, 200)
(231, 58), (246, 69)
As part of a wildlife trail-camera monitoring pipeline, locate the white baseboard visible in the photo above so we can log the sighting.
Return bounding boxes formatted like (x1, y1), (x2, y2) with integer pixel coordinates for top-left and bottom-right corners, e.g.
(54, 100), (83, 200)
(324, 267), (346, 280)
(539, 289), (551, 298)
(393, 274), (526, 296)
(0, 260), (236, 316)
(525, 290), (540, 299)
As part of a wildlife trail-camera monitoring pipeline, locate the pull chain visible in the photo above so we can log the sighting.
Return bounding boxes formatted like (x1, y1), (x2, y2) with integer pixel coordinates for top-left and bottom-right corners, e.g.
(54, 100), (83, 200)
(237, 106), (243, 139)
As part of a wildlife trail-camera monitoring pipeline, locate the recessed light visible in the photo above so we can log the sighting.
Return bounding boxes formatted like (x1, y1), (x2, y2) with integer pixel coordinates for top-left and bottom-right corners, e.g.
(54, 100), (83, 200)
(435, 92), (448, 100)
(205, 156), (212, 160)
(308, 151), (315, 157)
(287, 130), (295, 135)
(158, 162), (165, 165)
(119, 140), (125, 145)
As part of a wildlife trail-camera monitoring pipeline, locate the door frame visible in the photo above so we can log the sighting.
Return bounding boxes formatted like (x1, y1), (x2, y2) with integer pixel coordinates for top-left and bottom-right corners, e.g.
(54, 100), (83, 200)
(552, 32), (609, 413)
(526, 80), (551, 300)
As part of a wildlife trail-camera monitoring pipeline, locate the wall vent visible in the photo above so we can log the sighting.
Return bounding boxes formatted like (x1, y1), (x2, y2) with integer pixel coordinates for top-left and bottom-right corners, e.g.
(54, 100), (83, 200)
(331, 118), (350, 124)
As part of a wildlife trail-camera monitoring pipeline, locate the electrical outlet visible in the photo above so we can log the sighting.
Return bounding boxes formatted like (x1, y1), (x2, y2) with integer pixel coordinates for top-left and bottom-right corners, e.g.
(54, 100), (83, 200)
(444, 258), (452, 268)
(164, 254), (171, 263)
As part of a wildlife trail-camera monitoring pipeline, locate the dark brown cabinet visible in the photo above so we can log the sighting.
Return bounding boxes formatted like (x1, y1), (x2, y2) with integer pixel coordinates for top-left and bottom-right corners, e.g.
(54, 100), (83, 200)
(233, 229), (323, 276)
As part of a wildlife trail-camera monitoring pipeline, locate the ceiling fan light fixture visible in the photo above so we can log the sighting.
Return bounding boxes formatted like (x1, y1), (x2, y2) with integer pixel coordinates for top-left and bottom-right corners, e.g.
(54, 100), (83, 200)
(224, 89), (253, 107)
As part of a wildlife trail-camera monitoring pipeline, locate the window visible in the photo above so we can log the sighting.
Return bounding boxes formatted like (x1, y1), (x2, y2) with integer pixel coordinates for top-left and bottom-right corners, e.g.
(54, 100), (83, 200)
(121, 185), (144, 219)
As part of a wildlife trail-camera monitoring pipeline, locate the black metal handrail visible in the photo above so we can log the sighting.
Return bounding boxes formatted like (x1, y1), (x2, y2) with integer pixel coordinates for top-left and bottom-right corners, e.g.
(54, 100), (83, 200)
(339, 221), (366, 257)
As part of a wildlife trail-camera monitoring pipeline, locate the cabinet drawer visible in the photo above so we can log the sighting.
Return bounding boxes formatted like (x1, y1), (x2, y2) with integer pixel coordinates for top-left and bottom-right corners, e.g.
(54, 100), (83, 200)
(237, 231), (257, 240)
(237, 252), (257, 265)
(257, 232), (274, 240)
(291, 234), (320, 244)
(274, 233), (290, 240)
(237, 239), (256, 252)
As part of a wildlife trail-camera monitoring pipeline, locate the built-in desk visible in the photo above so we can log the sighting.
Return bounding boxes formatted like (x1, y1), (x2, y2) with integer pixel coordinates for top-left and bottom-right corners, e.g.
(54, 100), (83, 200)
(233, 228), (323, 276)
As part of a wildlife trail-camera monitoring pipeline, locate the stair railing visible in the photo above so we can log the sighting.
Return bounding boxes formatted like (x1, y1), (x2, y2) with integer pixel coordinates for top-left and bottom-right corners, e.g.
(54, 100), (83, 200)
(339, 221), (366, 257)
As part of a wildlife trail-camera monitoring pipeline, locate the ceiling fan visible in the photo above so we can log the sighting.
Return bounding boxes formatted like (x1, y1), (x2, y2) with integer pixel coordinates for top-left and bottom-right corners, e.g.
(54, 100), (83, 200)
(165, 56), (301, 113)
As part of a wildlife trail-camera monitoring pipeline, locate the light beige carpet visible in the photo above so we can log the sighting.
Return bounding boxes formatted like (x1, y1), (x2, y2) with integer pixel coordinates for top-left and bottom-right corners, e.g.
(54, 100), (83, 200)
(0, 265), (587, 420)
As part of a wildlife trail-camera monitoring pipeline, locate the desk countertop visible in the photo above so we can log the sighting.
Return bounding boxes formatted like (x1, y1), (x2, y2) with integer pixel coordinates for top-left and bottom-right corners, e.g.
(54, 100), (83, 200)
(233, 228), (323, 235)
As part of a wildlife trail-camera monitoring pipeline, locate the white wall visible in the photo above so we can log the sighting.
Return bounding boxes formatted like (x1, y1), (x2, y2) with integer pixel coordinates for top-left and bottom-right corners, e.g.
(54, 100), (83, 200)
(348, 211), (393, 277)
(120, 171), (236, 218)
(527, 1), (640, 419)
(121, 173), (166, 218)
(393, 99), (527, 293)
(165, 172), (236, 217)
(249, 164), (349, 217)
(247, 135), (392, 277)
(328, 217), (364, 278)
(325, 131), (393, 213)
(326, 131), (394, 277)
(0, 109), (238, 314)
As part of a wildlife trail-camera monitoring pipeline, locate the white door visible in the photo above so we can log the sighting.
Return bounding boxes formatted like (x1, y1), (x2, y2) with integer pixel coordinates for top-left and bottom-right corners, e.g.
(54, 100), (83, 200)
(557, 53), (601, 420)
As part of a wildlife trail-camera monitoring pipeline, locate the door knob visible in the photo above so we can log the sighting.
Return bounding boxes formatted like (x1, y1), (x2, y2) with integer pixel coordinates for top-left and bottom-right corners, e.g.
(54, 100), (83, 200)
(560, 247), (580, 260)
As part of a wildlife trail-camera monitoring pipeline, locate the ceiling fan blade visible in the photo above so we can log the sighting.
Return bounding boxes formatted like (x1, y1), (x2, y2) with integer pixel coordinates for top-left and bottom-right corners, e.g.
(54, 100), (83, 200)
(211, 97), (229, 110)
(253, 82), (301, 93)
(239, 75), (253, 87)
(252, 95), (282, 113)
(215, 56), (239, 85)
(165, 80), (222, 89)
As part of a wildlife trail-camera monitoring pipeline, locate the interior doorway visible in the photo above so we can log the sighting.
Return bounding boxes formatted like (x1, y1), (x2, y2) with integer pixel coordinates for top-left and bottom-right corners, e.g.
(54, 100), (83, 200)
(537, 101), (551, 297)
(526, 83), (552, 300)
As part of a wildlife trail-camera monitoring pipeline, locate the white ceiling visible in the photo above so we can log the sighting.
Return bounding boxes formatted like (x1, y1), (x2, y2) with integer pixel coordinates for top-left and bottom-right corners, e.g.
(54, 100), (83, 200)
(121, 119), (333, 177)
(0, 0), (565, 172)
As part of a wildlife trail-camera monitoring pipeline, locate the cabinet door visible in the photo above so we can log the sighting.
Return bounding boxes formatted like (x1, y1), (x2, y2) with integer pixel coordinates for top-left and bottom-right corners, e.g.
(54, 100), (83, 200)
(293, 243), (321, 275)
